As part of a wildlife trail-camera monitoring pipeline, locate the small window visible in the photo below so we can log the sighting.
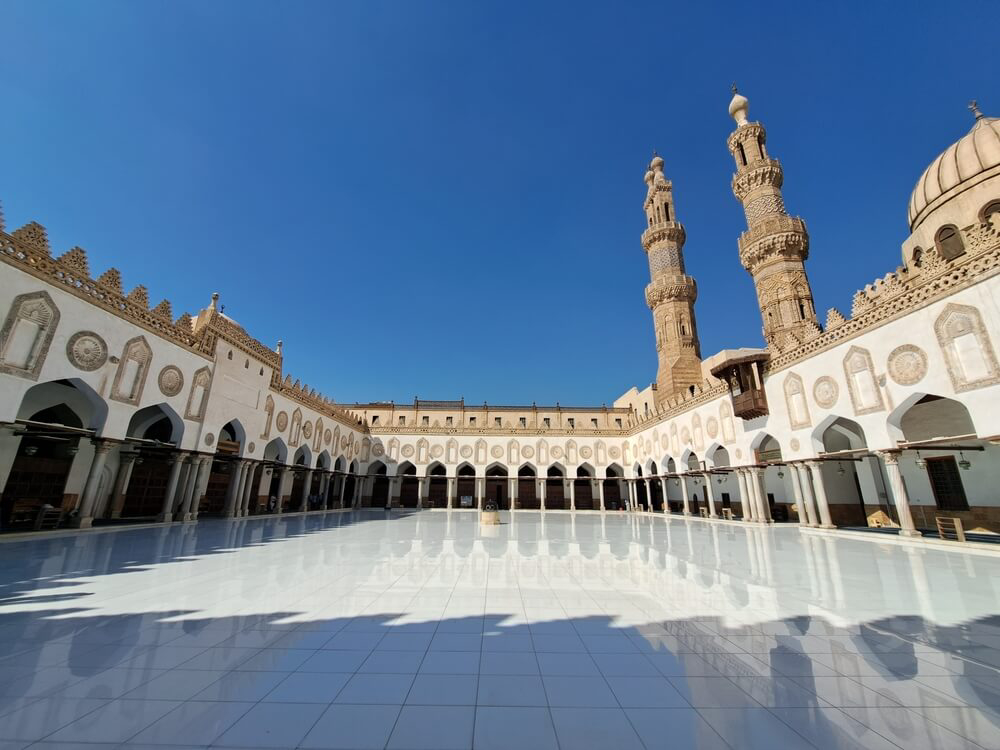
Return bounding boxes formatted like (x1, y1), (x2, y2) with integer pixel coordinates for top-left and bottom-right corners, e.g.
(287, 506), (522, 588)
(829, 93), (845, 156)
(980, 200), (1000, 224)
(259, 367), (264, 376)
(398, 416), (406, 426)
(469, 417), (476, 426)
(926, 456), (969, 511)
(648, 216), (653, 226)
(591, 418), (598, 428)
(421, 416), (429, 426)
(737, 142), (747, 166)
(567, 418), (575, 429)
(757, 136), (765, 159)
(663, 203), (670, 222)
(244, 359), (249, 368)
(911, 247), (923, 269)
(799, 302), (805, 319)
(494, 417), (502, 427)
(446, 416), (453, 426)
(936, 225), (965, 260)
(656, 205), (661, 221)
(519, 417), (526, 427)
(227, 350), (233, 360)
(615, 418), (622, 428)
(543, 418), (551, 428)
(371, 416), (379, 426)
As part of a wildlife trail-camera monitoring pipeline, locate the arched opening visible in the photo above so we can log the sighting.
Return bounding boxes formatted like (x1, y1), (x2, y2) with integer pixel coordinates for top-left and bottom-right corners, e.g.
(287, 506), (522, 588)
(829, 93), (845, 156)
(517, 465), (538, 510)
(398, 462), (419, 508)
(706, 446), (732, 513)
(634, 466), (649, 511)
(683, 452), (701, 515)
(287, 445), (313, 511)
(644, 462), (661, 511)
(343, 460), (359, 508)
(813, 416), (871, 527)
(369, 461), (389, 508)
(604, 464), (623, 511)
(262, 438), (288, 513)
(485, 465), (509, 510)
(114, 404), (184, 520)
(456, 463), (476, 509)
(427, 463), (448, 508)
(332, 456), (347, 509)
(3, 380), (106, 531)
(936, 224), (965, 260)
(575, 465), (596, 510)
(546, 465), (566, 510)
(198, 420), (245, 517)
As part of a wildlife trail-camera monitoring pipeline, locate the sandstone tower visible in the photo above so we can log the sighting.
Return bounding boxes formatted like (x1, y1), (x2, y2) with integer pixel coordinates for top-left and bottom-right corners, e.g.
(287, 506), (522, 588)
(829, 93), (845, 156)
(728, 89), (820, 349)
(642, 154), (703, 399)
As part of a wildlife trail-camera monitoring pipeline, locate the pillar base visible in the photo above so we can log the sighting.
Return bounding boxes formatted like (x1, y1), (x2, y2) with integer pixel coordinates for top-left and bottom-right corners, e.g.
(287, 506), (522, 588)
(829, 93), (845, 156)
(73, 516), (94, 529)
(900, 529), (923, 538)
(156, 513), (174, 523)
(709, 514), (718, 519)
(819, 524), (836, 530)
(174, 512), (193, 522)
(683, 511), (692, 516)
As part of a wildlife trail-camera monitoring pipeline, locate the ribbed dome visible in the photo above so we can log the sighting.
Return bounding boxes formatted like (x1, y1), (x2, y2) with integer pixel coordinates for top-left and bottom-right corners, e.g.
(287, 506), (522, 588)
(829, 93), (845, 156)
(909, 113), (1000, 230)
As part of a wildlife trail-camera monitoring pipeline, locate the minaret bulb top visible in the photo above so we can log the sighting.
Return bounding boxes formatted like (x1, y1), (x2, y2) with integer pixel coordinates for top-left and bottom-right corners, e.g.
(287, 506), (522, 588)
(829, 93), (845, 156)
(728, 83), (749, 126)
(644, 170), (654, 186)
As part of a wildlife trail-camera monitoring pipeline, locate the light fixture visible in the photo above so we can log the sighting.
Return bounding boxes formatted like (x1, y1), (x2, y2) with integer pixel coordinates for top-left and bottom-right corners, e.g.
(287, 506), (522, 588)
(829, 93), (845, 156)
(958, 451), (971, 471)
(914, 451), (927, 469)
(777, 469), (785, 479)
(837, 463), (846, 476)
(66, 445), (79, 457)
(673, 478), (679, 486)
(23, 445), (38, 456)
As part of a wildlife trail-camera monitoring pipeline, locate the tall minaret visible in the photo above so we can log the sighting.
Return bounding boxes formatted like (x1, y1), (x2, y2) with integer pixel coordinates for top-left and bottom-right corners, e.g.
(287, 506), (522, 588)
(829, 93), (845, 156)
(642, 154), (703, 399)
(727, 88), (820, 349)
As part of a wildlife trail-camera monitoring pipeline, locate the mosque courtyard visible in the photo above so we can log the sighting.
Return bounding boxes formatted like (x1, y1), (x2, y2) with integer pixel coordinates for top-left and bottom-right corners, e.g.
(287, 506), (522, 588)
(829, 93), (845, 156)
(0, 511), (997, 750)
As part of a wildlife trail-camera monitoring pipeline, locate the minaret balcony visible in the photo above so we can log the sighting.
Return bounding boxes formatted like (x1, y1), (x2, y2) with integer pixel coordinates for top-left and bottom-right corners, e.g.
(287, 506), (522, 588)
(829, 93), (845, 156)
(738, 216), (808, 257)
(641, 221), (685, 250)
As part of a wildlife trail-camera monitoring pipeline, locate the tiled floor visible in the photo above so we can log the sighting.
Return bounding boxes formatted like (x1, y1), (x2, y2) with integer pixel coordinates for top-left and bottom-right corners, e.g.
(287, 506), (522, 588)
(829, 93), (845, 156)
(0, 510), (998, 749)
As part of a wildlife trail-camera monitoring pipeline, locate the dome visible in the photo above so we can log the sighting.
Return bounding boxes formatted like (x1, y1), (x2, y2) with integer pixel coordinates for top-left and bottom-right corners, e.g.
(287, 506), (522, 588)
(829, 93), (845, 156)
(728, 91), (749, 126)
(908, 110), (1000, 231)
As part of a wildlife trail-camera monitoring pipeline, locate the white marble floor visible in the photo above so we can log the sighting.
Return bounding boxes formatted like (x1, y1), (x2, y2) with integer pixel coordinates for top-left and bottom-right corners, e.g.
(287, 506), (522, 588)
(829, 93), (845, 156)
(0, 510), (998, 750)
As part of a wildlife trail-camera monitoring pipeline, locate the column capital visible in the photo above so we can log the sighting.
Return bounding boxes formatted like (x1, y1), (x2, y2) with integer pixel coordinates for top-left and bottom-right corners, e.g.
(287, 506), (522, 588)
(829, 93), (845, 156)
(877, 450), (901, 465)
(91, 438), (115, 455)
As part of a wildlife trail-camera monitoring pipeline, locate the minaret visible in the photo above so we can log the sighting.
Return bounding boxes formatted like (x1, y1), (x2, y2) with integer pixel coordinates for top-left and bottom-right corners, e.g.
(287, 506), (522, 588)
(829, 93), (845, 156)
(727, 88), (820, 349)
(642, 154), (703, 399)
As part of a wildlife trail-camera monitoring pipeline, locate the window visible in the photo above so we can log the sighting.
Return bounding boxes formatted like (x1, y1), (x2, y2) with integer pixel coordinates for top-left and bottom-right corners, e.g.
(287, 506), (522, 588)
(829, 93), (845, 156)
(737, 142), (747, 166)
(648, 216), (653, 226)
(757, 136), (765, 159)
(655, 205), (660, 221)
(469, 417), (476, 426)
(615, 418), (622, 428)
(663, 203), (670, 222)
(911, 247), (923, 269)
(371, 416), (379, 426)
(227, 350), (233, 360)
(591, 418), (598, 428)
(244, 359), (249, 368)
(445, 416), (453, 426)
(936, 225), (965, 260)
(980, 200), (1000, 224)
(519, 417), (526, 427)
(926, 456), (969, 511)
(421, 416), (429, 426)
(567, 418), (575, 429)
(494, 417), (502, 427)
(398, 416), (406, 426)
(799, 302), (805, 319)
(543, 418), (551, 428)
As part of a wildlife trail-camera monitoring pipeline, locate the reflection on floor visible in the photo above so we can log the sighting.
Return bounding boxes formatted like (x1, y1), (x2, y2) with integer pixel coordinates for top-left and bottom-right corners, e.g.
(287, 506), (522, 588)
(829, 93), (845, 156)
(0, 510), (997, 750)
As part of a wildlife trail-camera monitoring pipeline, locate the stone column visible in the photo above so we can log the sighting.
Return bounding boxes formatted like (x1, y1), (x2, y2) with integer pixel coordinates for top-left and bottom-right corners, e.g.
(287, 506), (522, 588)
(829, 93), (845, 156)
(659, 478), (669, 514)
(175, 455), (200, 522)
(750, 468), (772, 522)
(878, 451), (921, 537)
(109, 451), (139, 519)
(539, 479), (546, 511)
(476, 476), (484, 510)
(736, 470), (752, 521)
(74, 440), (115, 528)
(231, 460), (251, 517)
(338, 474), (347, 508)
(642, 479), (651, 512)
(240, 462), (257, 516)
(158, 451), (188, 522)
(788, 464), (810, 526)
(447, 477), (456, 509)
(417, 477), (426, 509)
(796, 464), (820, 527)
(598, 479), (606, 512)
(510, 477), (517, 511)
(703, 474), (718, 519)
(569, 480), (576, 512)
(188, 456), (213, 521)
(276, 467), (290, 513)
(679, 476), (691, 516)
(299, 468), (314, 512)
(805, 461), (835, 528)
(222, 459), (243, 517)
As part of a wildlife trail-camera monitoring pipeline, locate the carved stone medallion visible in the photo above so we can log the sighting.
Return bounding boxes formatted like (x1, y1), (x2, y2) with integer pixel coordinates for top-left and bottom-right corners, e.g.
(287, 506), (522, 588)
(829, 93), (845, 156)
(681, 427), (691, 445)
(341, 436), (349, 449)
(608, 446), (621, 459)
(430, 445), (444, 459)
(275, 411), (288, 432)
(490, 445), (504, 459)
(790, 437), (801, 451)
(812, 376), (839, 409)
(401, 444), (415, 458)
(735, 448), (742, 460)
(248, 442), (256, 453)
(372, 443), (385, 457)
(706, 417), (719, 440)
(460, 445), (473, 459)
(579, 446), (592, 459)
(157, 365), (184, 396)
(521, 445), (535, 459)
(204, 433), (215, 446)
(302, 422), (313, 440)
(324, 429), (332, 445)
(66, 331), (108, 371)
(550, 446), (563, 460)
(887, 344), (928, 386)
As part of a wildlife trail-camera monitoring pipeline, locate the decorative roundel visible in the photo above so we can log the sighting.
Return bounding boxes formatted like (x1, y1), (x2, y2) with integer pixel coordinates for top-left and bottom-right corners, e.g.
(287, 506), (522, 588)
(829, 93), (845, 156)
(681, 427), (691, 445)
(735, 448), (742, 460)
(645, 440), (652, 455)
(888, 344), (928, 386)
(608, 446), (621, 459)
(790, 437), (801, 451)
(521, 445), (535, 459)
(204, 433), (215, 446)
(579, 446), (592, 459)
(706, 417), (719, 440)
(550, 446), (564, 459)
(401, 444), (415, 458)
(302, 422), (313, 439)
(812, 376), (839, 409)
(460, 445), (473, 458)
(157, 365), (184, 396)
(372, 443), (385, 457)
(490, 445), (504, 459)
(248, 441), (256, 453)
(430, 445), (444, 458)
(66, 331), (108, 371)
(341, 436), (349, 449)
(324, 429), (332, 446)
(276, 411), (289, 431)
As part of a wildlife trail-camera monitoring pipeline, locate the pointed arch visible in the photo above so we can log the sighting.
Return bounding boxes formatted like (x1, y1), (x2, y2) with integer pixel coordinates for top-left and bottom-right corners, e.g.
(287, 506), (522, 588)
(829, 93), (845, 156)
(289, 408), (303, 446)
(127, 402), (184, 445)
(184, 366), (212, 421)
(783, 372), (811, 429)
(0, 290), (60, 380)
(260, 394), (275, 439)
(934, 303), (1000, 391)
(111, 335), (153, 406)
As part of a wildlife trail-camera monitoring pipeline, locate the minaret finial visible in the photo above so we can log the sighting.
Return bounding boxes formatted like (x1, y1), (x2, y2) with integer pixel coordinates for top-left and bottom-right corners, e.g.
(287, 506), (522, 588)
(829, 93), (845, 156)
(209, 292), (219, 311)
(969, 99), (984, 121)
(731, 82), (738, 95)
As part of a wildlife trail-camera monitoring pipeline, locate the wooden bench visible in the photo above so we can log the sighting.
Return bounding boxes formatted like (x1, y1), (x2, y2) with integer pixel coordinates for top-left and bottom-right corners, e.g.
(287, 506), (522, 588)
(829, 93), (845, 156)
(935, 516), (966, 543)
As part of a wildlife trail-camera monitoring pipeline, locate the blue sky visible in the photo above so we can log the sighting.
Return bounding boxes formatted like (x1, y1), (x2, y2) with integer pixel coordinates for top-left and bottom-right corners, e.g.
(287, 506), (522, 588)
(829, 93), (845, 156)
(0, 1), (993, 405)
